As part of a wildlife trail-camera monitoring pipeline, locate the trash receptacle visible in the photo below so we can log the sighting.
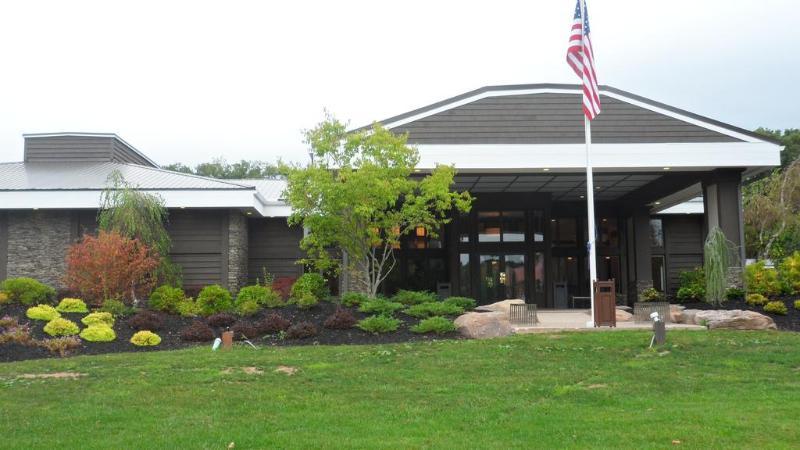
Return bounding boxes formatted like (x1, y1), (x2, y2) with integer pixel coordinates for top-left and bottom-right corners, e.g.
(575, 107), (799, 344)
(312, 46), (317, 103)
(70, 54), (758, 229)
(594, 279), (616, 327)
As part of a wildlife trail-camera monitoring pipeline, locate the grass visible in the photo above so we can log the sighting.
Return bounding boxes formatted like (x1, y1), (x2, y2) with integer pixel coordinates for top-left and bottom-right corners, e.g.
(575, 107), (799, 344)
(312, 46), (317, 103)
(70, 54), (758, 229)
(1, 331), (799, 449)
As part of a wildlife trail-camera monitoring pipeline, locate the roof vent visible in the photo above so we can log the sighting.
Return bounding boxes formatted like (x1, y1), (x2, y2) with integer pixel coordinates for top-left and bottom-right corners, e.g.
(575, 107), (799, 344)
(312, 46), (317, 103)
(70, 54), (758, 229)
(23, 133), (158, 168)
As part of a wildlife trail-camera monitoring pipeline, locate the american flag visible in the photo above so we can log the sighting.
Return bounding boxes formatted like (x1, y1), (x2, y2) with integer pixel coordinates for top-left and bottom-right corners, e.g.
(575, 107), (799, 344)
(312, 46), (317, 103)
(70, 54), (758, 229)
(566, 0), (601, 120)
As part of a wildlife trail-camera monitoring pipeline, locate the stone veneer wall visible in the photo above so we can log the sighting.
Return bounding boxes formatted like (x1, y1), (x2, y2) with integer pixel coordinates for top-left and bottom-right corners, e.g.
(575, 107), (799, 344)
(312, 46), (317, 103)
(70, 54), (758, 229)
(6, 210), (74, 289)
(227, 211), (249, 293)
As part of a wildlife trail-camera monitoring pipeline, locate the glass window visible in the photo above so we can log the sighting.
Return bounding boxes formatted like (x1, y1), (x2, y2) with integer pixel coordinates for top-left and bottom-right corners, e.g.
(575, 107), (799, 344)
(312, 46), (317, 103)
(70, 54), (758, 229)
(650, 218), (664, 248)
(531, 210), (545, 242)
(406, 258), (426, 291)
(551, 218), (578, 247)
(598, 218), (619, 247)
(651, 255), (666, 292)
(478, 211), (501, 242)
(410, 226), (427, 249)
(502, 211), (525, 242)
(479, 254), (503, 302)
(599, 256), (621, 292)
(428, 258), (446, 292)
(459, 215), (470, 243)
(459, 253), (471, 296)
(504, 255), (526, 300)
(533, 252), (545, 294)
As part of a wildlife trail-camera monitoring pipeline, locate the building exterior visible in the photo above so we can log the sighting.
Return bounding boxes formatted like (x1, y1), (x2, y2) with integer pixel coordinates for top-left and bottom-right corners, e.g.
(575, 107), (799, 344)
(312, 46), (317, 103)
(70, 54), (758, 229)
(0, 84), (782, 306)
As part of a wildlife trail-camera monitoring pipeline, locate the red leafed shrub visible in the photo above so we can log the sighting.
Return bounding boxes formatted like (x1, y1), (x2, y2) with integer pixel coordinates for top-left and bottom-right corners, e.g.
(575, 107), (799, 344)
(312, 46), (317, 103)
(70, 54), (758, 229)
(272, 276), (296, 300)
(231, 322), (261, 340)
(206, 313), (237, 328)
(64, 231), (159, 305)
(259, 313), (290, 334)
(180, 321), (214, 342)
(323, 307), (357, 330)
(286, 321), (318, 339)
(127, 310), (165, 331)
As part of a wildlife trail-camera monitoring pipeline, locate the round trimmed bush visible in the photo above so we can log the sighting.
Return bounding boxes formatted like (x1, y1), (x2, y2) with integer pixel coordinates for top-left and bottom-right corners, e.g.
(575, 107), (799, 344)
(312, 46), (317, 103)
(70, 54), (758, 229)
(237, 284), (283, 308)
(746, 293), (768, 306)
(764, 301), (788, 315)
(323, 307), (357, 330)
(259, 313), (290, 334)
(410, 316), (456, 335)
(285, 321), (318, 339)
(82, 312), (115, 327)
(26, 304), (61, 321)
(290, 273), (328, 302)
(358, 298), (404, 316)
(295, 292), (319, 309)
(130, 330), (161, 346)
(206, 312), (237, 328)
(80, 324), (116, 342)
(196, 285), (233, 316)
(99, 299), (131, 317)
(180, 321), (214, 342)
(43, 318), (80, 337)
(176, 299), (200, 317)
(794, 299), (800, 310)
(0, 277), (56, 305)
(148, 285), (185, 313)
(357, 315), (401, 334)
(0, 291), (9, 305)
(128, 311), (164, 331)
(341, 292), (369, 307)
(55, 298), (88, 313)
(234, 299), (261, 317)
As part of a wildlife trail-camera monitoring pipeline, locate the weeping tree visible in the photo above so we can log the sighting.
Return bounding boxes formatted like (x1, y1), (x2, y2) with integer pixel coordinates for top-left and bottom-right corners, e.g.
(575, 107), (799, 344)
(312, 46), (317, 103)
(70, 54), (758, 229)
(704, 226), (737, 306)
(98, 171), (180, 286)
(281, 116), (473, 297)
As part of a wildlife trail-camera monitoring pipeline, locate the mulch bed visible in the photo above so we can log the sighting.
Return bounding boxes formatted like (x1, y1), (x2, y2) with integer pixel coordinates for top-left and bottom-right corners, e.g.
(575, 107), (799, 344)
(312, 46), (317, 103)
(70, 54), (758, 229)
(0, 301), (460, 363)
(680, 296), (800, 332)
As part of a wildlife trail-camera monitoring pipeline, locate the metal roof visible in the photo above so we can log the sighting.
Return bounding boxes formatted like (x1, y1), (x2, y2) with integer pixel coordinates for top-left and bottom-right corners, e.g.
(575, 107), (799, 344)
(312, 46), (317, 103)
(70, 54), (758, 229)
(0, 162), (254, 191)
(226, 179), (287, 202)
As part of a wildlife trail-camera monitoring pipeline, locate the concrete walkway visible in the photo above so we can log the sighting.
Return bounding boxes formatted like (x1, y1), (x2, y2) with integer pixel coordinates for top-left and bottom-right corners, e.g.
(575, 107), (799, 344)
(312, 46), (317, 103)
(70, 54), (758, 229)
(513, 309), (706, 334)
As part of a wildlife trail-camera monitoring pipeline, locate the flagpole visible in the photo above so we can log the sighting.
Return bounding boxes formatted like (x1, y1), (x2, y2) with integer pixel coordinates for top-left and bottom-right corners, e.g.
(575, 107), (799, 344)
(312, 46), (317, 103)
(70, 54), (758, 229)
(585, 115), (597, 327)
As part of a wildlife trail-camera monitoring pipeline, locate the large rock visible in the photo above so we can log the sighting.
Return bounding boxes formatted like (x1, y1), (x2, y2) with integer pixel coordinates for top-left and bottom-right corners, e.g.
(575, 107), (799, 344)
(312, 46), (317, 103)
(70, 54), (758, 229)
(616, 309), (633, 322)
(474, 299), (525, 315)
(453, 311), (514, 339)
(681, 309), (701, 325)
(691, 309), (777, 330)
(670, 304), (685, 323)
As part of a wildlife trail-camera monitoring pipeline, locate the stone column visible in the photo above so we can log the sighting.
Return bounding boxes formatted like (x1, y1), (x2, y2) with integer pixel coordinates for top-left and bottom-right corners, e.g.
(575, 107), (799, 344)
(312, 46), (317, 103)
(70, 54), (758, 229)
(702, 169), (745, 288)
(632, 207), (653, 300)
(226, 211), (249, 293)
(6, 210), (74, 289)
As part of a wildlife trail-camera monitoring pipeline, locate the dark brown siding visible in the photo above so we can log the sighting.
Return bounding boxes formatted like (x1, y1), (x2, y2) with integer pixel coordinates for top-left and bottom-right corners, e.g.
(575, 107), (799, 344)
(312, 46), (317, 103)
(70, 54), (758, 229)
(662, 215), (704, 294)
(24, 136), (114, 163)
(393, 94), (740, 144)
(111, 139), (152, 166)
(167, 210), (226, 288)
(0, 213), (7, 280)
(247, 218), (303, 283)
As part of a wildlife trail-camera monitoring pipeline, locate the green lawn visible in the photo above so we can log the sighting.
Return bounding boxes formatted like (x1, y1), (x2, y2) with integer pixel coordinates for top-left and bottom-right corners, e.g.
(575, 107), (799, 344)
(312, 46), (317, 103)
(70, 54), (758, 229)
(1, 331), (798, 449)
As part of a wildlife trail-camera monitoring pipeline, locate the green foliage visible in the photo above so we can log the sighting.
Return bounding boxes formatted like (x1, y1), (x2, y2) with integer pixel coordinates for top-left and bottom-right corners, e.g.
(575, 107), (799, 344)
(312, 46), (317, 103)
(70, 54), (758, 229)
(176, 298), (200, 317)
(704, 227), (733, 306)
(410, 316), (456, 335)
(234, 299), (261, 317)
(744, 261), (781, 296)
(80, 324), (116, 342)
(26, 304), (60, 321)
(676, 268), (706, 302)
(43, 318), (80, 337)
(756, 128), (800, 170)
(148, 285), (185, 313)
(777, 251), (800, 294)
(764, 301), (788, 315)
(640, 288), (665, 302)
(794, 300), (800, 310)
(295, 293), (319, 309)
(81, 312), (115, 327)
(98, 170), (179, 283)
(404, 302), (464, 318)
(358, 298), (404, 316)
(99, 299), (132, 317)
(356, 315), (401, 333)
(281, 116), (473, 296)
(0, 291), (9, 305)
(745, 293), (769, 306)
(55, 298), (88, 313)
(0, 277), (56, 305)
(290, 273), (328, 302)
(725, 287), (746, 300)
(164, 158), (282, 179)
(443, 296), (477, 310)
(341, 292), (370, 307)
(130, 330), (162, 346)
(196, 285), (233, 316)
(237, 284), (283, 308)
(392, 290), (438, 305)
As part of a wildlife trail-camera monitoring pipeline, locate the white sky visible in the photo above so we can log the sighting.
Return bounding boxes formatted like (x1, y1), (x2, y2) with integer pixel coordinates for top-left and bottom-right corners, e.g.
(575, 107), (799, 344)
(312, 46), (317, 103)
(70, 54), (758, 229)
(0, 0), (797, 166)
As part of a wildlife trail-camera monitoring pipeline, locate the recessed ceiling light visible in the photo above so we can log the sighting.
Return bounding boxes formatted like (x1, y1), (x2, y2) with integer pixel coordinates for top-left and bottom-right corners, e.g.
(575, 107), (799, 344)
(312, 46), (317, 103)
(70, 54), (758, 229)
(246, 211), (252, 215)
(663, 167), (671, 171)
(655, 201), (661, 205)
(543, 168), (550, 172)
(595, 186), (601, 190)
(580, 195), (585, 199)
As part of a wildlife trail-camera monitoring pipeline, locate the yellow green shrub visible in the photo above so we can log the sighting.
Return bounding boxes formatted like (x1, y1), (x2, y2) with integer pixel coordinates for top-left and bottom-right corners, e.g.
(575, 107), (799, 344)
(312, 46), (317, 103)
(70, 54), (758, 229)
(81, 312), (115, 327)
(55, 298), (88, 313)
(43, 318), (80, 337)
(745, 293), (769, 306)
(80, 324), (116, 342)
(130, 330), (161, 346)
(26, 304), (61, 321)
(0, 291), (9, 305)
(764, 301), (788, 315)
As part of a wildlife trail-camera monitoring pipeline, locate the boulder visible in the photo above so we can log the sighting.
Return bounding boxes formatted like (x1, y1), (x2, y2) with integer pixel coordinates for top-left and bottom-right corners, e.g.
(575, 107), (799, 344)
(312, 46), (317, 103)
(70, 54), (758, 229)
(681, 309), (701, 325)
(616, 309), (633, 322)
(474, 299), (525, 315)
(691, 309), (777, 330)
(670, 304), (685, 323)
(453, 311), (514, 339)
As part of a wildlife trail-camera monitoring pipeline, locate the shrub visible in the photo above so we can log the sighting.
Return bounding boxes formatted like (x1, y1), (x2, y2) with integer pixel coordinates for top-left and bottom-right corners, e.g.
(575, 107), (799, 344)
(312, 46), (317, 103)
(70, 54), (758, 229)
(404, 302), (464, 318)
(285, 321), (318, 339)
(128, 311), (164, 331)
(0, 277), (56, 306)
(130, 330), (162, 346)
(745, 293), (769, 306)
(44, 318), (80, 337)
(745, 261), (781, 297)
(148, 285), (185, 313)
(359, 298), (404, 316)
(259, 313), (290, 334)
(0, 315), (18, 330)
(725, 287), (746, 300)
(794, 299), (800, 310)
(176, 298), (200, 317)
(64, 230), (159, 305)
(764, 301), (788, 315)
(196, 285), (233, 316)
(443, 296), (477, 310)
(55, 298), (88, 313)
(235, 299), (261, 317)
(411, 316), (456, 335)
(290, 273), (328, 302)
(357, 315), (401, 333)
(295, 292), (319, 309)
(341, 292), (369, 307)
(237, 284), (283, 308)
(0, 291), (9, 305)
(272, 276), (296, 300)
(206, 312), (237, 328)
(676, 268), (705, 302)
(38, 336), (82, 356)
(26, 304), (60, 321)
(180, 321), (214, 342)
(392, 289), (438, 305)
(231, 322), (261, 340)
(323, 307), (357, 329)
(82, 312), (115, 327)
(640, 288), (665, 302)
(0, 322), (35, 346)
(778, 251), (800, 294)
(676, 286), (705, 303)
(99, 299), (132, 317)
(80, 324), (116, 342)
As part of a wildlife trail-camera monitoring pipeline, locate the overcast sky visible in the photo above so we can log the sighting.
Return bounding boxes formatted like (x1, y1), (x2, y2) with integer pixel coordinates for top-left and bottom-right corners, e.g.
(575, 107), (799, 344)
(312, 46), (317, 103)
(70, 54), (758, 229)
(0, 0), (797, 166)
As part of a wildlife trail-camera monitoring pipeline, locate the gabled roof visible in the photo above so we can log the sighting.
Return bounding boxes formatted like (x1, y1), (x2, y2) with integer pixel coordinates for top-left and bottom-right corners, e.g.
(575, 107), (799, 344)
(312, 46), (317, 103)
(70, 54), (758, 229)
(227, 179), (287, 203)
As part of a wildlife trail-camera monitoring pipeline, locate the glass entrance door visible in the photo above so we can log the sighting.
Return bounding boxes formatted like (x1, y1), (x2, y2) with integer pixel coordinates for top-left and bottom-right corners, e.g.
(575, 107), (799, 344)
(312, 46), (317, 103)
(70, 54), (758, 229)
(478, 254), (526, 304)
